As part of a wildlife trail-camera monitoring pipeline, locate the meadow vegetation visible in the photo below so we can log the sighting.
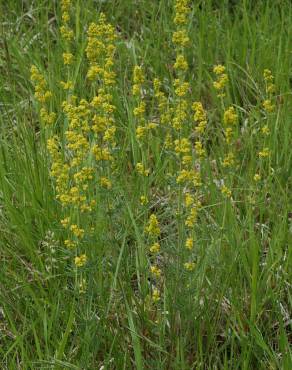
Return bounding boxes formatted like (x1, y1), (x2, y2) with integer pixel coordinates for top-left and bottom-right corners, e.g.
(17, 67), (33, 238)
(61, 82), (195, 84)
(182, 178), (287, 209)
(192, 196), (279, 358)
(0, 0), (291, 368)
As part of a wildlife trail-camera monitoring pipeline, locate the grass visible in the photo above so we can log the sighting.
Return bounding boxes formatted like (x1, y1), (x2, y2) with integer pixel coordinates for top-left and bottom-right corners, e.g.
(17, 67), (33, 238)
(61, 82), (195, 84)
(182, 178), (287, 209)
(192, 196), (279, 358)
(0, 0), (291, 369)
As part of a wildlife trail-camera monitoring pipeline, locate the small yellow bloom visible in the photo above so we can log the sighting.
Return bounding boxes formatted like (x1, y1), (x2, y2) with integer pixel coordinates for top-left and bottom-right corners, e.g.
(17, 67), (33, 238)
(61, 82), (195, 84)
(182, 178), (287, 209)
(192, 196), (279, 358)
(74, 254), (87, 267)
(152, 288), (160, 302)
(136, 126), (147, 140)
(64, 239), (76, 248)
(261, 125), (270, 135)
(100, 177), (112, 189)
(254, 173), (261, 182)
(223, 106), (238, 126)
(61, 217), (70, 228)
(60, 80), (74, 90)
(174, 54), (188, 71)
(184, 193), (194, 207)
(259, 147), (270, 158)
(145, 214), (160, 236)
(222, 152), (235, 168)
(150, 242), (160, 253)
(221, 185), (232, 198)
(263, 99), (275, 113)
(150, 265), (162, 277)
(136, 162), (150, 176)
(184, 262), (195, 271)
(182, 155), (192, 165)
(213, 64), (226, 75)
(62, 52), (73, 65)
(185, 237), (193, 250)
(172, 30), (189, 46)
(140, 195), (148, 205)
(185, 207), (198, 227)
(195, 141), (205, 158)
(70, 224), (85, 238)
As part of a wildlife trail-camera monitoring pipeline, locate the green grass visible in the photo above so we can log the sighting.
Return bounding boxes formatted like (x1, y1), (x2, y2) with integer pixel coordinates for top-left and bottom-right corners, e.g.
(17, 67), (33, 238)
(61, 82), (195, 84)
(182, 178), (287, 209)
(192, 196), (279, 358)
(0, 0), (291, 369)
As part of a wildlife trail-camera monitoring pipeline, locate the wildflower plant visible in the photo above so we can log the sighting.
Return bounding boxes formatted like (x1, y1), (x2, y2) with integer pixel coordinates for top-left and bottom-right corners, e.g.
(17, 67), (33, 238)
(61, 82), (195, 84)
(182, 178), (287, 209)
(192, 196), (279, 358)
(8, 0), (288, 368)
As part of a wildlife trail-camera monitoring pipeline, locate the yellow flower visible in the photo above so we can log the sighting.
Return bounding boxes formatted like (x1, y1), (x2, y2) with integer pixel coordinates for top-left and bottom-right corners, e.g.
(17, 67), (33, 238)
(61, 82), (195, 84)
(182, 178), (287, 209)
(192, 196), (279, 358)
(185, 237), (193, 250)
(222, 152), (235, 168)
(263, 99), (275, 113)
(61, 217), (70, 228)
(259, 147), (270, 158)
(192, 101), (207, 134)
(60, 80), (74, 90)
(221, 185), (232, 198)
(74, 254), (87, 267)
(184, 193), (194, 207)
(185, 207), (198, 227)
(140, 195), (148, 205)
(213, 64), (226, 75)
(63, 52), (73, 65)
(133, 102), (146, 117)
(174, 138), (191, 155)
(225, 127), (233, 144)
(174, 79), (190, 97)
(213, 67), (228, 97)
(136, 162), (150, 176)
(100, 177), (112, 189)
(40, 108), (56, 125)
(184, 262), (195, 271)
(195, 141), (205, 158)
(223, 106), (238, 126)
(150, 265), (162, 277)
(261, 125), (270, 135)
(136, 126), (147, 140)
(150, 242), (160, 253)
(172, 30), (189, 46)
(174, 0), (190, 25)
(254, 173), (261, 182)
(152, 288), (160, 302)
(70, 224), (85, 238)
(145, 214), (160, 236)
(60, 25), (74, 41)
(182, 155), (192, 165)
(133, 66), (145, 85)
(64, 239), (76, 248)
(174, 54), (188, 71)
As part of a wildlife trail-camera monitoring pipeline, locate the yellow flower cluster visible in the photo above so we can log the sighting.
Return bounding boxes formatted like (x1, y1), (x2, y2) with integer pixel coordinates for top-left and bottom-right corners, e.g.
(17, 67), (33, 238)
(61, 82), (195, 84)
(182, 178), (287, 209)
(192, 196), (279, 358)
(86, 14), (116, 85)
(213, 64), (228, 97)
(30, 66), (56, 125)
(263, 69), (276, 94)
(74, 254), (87, 267)
(63, 52), (73, 65)
(262, 99), (275, 113)
(136, 162), (150, 176)
(222, 106), (237, 166)
(174, 0), (190, 25)
(45, 13), (118, 268)
(145, 213), (162, 303)
(145, 214), (161, 237)
(153, 78), (170, 126)
(192, 102), (207, 134)
(255, 69), (275, 178)
(174, 54), (188, 71)
(132, 66), (145, 96)
(30, 66), (52, 103)
(172, 29), (190, 47)
(221, 185), (232, 198)
(258, 147), (270, 158)
(60, 0), (74, 41)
